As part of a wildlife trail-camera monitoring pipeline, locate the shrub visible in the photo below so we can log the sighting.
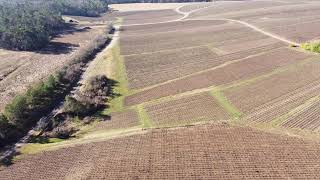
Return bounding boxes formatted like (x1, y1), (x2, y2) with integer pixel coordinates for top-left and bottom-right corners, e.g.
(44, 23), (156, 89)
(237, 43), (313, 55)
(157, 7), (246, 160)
(301, 41), (320, 53)
(0, 115), (21, 147)
(63, 96), (91, 115)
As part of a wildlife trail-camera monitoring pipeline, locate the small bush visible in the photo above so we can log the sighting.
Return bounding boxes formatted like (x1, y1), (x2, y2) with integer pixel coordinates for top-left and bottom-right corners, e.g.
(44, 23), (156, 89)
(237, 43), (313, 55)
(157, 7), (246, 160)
(0, 115), (21, 147)
(63, 96), (92, 115)
(48, 125), (78, 139)
(301, 41), (320, 53)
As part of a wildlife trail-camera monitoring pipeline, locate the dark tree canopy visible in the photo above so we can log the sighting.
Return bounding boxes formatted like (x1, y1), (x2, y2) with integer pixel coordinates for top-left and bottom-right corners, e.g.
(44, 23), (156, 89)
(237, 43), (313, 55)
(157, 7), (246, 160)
(0, 0), (108, 51)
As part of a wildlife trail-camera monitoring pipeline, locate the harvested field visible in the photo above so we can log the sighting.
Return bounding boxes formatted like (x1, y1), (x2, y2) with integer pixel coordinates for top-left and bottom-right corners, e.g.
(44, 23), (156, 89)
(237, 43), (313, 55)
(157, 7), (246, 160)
(145, 93), (229, 127)
(94, 110), (140, 131)
(224, 58), (320, 123)
(2, 123), (320, 179)
(0, 26), (107, 111)
(124, 46), (310, 106)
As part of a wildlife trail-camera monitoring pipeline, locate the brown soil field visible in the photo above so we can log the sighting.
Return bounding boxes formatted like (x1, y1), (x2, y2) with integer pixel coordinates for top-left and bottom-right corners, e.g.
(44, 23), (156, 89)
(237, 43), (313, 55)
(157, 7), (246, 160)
(178, 2), (212, 13)
(125, 46), (219, 89)
(120, 20), (226, 36)
(124, 45), (310, 106)
(94, 110), (140, 131)
(281, 100), (320, 131)
(267, 22), (320, 43)
(190, 1), (296, 19)
(242, 80), (320, 125)
(1, 123), (320, 179)
(145, 93), (229, 127)
(120, 9), (182, 25)
(224, 58), (320, 121)
(121, 20), (293, 90)
(191, 2), (320, 43)
(123, 41), (283, 90)
(110, 3), (188, 12)
(0, 26), (106, 111)
(3, 1), (320, 178)
(120, 21), (266, 55)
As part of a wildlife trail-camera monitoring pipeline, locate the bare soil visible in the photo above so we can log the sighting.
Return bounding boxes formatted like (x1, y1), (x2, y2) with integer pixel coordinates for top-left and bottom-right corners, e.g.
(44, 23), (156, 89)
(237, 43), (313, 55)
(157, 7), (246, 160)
(224, 59), (320, 122)
(94, 110), (140, 131)
(145, 93), (229, 127)
(124, 46), (310, 106)
(281, 101), (320, 131)
(1, 123), (320, 179)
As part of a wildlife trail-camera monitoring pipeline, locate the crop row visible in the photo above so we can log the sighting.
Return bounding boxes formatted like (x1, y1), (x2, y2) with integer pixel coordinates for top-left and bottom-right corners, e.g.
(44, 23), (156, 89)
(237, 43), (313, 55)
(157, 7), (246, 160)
(2, 123), (320, 179)
(124, 45), (304, 106)
(122, 9), (181, 25)
(145, 93), (229, 127)
(94, 110), (140, 131)
(120, 22), (263, 55)
(224, 58), (320, 124)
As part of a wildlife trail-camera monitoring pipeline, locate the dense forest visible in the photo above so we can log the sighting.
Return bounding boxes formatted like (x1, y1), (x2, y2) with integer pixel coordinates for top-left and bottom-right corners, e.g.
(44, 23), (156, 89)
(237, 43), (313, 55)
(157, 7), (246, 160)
(0, 0), (108, 51)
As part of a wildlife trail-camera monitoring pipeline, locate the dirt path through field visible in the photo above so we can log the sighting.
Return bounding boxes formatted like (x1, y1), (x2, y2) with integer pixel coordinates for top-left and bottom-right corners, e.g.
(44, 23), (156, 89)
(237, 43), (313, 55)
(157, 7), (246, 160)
(122, 3), (300, 46)
(188, 18), (300, 46)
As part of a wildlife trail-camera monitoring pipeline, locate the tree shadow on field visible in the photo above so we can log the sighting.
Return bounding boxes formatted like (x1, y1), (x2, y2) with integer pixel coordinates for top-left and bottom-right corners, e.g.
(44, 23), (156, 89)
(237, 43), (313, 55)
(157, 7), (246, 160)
(0, 148), (21, 168)
(94, 78), (121, 122)
(107, 78), (122, 99)
(35, 24), (91, 55)
(36, 41), (79, 55)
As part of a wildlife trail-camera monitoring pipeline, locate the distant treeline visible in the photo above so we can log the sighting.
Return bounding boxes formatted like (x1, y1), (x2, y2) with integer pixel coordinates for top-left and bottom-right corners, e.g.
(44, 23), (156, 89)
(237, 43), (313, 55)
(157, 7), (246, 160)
(0, 0), (108, 50)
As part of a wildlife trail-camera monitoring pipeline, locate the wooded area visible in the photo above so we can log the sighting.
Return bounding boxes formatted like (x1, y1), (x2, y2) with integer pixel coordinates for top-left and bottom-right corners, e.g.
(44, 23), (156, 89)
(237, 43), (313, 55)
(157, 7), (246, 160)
(0, 0), (108, 51)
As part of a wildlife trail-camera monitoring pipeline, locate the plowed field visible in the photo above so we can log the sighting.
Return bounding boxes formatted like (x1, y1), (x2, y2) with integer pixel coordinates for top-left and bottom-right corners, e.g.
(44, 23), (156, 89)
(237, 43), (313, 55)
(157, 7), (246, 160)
(1, 124), (320, 179)
(145, 93), (229, 127)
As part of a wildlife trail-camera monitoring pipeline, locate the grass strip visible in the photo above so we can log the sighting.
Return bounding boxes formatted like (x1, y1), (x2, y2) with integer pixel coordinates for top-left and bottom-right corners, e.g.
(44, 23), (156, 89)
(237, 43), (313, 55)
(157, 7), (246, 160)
(136, 105), (153, 129)
(209, 88), (243, 120)
(104, 42), (130, 114)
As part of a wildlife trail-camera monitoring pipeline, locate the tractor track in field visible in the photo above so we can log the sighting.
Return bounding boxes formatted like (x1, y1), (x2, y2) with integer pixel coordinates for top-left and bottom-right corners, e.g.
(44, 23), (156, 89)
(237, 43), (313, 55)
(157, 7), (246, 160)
(122, 3), (300, 47)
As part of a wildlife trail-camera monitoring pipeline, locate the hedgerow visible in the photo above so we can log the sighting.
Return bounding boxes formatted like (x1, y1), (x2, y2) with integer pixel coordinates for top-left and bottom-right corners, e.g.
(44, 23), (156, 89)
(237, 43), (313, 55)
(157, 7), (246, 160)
(0, 28), (112, 148)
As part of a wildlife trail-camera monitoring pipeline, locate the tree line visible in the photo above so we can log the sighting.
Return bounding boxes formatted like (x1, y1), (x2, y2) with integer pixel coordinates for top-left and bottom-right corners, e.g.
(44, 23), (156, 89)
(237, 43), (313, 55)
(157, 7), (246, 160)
(0, 28), (112, 148)
(0, 0), (108, 51)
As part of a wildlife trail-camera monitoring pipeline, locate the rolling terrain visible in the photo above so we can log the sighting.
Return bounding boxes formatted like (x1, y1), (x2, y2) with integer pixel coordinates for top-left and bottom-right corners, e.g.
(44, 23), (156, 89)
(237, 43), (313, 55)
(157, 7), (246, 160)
(2, 1), (320, 179)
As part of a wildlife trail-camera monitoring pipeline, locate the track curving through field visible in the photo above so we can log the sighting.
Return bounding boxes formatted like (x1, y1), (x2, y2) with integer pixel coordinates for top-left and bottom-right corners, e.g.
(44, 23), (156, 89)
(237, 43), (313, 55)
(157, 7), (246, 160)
(122, 3), (300, 47)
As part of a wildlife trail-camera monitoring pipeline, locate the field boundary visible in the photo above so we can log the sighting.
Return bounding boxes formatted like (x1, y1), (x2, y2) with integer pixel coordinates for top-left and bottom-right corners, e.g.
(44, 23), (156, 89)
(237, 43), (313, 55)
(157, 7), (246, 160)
(187, 19), (300, 46)
(133, 46), (286, 93)
(209, 88), (243, 120)
(137, 105), (154, 129)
